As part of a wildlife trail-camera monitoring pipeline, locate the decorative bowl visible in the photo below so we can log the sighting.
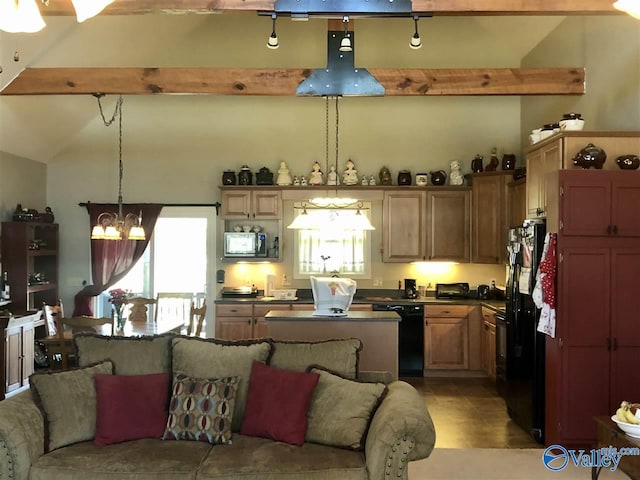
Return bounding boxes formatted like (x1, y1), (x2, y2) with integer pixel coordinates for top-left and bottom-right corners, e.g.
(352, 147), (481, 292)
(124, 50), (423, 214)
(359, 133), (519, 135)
(559, 119), (585, 131)
(612, 415), (640, 438)
(616, 155), (640, 170)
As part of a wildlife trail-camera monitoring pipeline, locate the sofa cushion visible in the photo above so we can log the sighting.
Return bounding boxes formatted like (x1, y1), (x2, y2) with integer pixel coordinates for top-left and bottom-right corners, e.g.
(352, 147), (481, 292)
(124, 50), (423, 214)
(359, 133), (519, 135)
(240, 361), (319, 446)
(94, 373), (171, 446)
(306, 367), (387, 450)
(197, 434), (367, 480)
(74, 332), (174, 374)
(29, 438), (212, 480)
(268, 338), (362, 379)
(163, 373), (240, 444)
(29, 360), (114, 452)
(171, 336), (272, 432)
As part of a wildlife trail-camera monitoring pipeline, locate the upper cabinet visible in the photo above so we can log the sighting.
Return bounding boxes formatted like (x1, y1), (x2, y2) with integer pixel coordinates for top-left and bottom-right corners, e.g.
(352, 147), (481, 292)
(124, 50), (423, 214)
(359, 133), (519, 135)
(469, 172), (510, 264)
(526, 131), (640, 220)
(426, 189), (470, 263)
(220, 189), (281, 220)
(383, 188), (470, 263)
(547, 170), (640, 237)
(383, 191), (427, 262)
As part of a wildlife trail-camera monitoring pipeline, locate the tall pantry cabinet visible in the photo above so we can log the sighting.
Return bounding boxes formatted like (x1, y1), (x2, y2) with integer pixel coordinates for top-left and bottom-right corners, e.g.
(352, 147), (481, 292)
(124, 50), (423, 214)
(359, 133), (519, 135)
(544, 170), (640, 448)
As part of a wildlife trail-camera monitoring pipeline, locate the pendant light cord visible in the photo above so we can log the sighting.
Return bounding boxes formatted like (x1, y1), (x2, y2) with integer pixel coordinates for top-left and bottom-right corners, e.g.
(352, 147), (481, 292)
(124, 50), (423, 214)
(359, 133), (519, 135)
(96, 94), (124, 218)
(335, 96), (340, 168)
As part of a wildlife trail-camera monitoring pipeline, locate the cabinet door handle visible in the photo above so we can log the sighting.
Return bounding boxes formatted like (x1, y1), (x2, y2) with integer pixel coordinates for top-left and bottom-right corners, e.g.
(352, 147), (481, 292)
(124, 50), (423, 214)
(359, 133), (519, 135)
(606, 337), (611, 351)
(247, 319), (251, 325)
(613, 338), (618, 351)
(612, 225), (618, 235)
(606, 225), (612, 235)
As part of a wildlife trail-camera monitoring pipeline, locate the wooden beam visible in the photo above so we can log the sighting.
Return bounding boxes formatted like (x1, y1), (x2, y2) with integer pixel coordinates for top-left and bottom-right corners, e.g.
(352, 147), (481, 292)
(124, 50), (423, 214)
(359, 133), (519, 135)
(39, 0), (619, 15)
(0, 67), (585, 96)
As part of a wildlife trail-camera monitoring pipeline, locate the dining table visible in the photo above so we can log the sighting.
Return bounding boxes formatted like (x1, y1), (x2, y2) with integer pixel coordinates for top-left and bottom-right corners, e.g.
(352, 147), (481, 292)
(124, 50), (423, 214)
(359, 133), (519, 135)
(41, 317), (186, 343)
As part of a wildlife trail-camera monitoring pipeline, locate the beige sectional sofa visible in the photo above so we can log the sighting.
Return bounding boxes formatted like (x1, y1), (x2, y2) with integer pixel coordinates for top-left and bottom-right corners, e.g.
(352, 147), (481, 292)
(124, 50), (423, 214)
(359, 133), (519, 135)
(0, 333), (436, 480)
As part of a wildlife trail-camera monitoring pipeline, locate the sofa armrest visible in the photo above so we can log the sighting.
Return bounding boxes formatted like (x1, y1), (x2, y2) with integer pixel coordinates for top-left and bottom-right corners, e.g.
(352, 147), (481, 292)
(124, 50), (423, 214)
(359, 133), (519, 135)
(364, 381), (435, 480)
(0, 391), (45, 480)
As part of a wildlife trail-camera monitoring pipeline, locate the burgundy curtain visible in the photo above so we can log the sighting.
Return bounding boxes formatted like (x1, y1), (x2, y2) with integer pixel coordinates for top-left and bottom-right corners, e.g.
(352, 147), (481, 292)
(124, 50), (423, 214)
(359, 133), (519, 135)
(73, 203), (163, 316)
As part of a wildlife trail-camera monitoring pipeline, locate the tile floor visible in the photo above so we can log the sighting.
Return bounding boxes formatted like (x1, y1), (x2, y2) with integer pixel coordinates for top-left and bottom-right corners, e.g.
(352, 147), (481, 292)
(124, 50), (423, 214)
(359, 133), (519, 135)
(403, 376), (542, 449)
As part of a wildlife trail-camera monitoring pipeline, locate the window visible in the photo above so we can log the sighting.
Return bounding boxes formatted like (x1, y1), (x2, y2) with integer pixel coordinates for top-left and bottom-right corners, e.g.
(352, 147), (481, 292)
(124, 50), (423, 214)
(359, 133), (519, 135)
(293, 207), (371, 278)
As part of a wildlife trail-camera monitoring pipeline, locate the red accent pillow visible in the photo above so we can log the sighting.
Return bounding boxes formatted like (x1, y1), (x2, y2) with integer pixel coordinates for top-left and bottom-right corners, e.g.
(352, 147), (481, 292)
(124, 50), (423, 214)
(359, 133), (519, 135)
(240, 361), (320, 446)
(93, 372), (170, 446)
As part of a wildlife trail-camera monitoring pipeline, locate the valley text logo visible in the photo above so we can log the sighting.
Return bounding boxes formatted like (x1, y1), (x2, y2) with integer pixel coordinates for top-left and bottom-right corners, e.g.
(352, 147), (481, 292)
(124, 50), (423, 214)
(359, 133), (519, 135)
(542, 444), (640, 472)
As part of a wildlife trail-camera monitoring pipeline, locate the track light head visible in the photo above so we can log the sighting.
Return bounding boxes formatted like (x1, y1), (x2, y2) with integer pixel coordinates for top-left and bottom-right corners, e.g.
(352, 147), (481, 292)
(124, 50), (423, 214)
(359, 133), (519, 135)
(339, 15), (353, 52)
(267, 13), (279, 49)
(410, 15), (422, 49)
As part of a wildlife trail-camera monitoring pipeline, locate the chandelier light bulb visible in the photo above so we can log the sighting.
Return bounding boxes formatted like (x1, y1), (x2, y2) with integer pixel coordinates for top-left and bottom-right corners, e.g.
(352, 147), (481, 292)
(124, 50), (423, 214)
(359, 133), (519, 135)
(267, 13), (279, 49)
(0, 0), (46, 33)
(614, 0), (640, 19)
(410, 16), (422, 50)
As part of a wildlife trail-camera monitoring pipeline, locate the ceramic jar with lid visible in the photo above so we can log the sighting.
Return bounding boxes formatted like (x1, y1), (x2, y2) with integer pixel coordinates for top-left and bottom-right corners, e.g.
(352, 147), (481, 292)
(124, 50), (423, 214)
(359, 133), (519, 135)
(397, 170), (412, 186)
(501, 154), (516, 171)
(415, 173), (428, 186)
(573, 143), (607, 169)
(616, 155), (640, 170)
(471, 154), (484, 173)
(560, 113), (584, 131)
(256, 166), (274, 185)
(222, 170), (236, 185)
(238, 165), (253, 185)
(430, 170), (447, 186)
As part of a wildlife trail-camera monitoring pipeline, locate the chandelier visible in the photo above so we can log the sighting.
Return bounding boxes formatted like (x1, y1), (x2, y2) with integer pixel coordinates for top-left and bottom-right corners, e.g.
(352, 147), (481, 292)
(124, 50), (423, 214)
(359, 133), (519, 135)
(0, 0), (114, 33)
(287, 96), (375, 231)
(90, 95), (146, 241)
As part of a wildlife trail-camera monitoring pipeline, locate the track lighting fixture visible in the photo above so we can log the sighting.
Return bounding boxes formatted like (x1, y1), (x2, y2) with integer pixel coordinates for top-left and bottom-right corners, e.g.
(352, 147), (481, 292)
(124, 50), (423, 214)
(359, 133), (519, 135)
(267, 13), (279, 49)
(410, 15), (422, 49)
(339, 16), (352, 52)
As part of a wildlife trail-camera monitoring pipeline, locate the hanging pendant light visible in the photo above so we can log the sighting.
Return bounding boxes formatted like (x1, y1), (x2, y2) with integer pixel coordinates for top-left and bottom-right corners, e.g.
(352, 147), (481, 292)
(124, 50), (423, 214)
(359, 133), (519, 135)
(0, 0), (45, 33)
(614, 0), (640, 19)
(90, 95), (146, 241)
(287, 97), (374, 231)
(71, 0), (114, 22)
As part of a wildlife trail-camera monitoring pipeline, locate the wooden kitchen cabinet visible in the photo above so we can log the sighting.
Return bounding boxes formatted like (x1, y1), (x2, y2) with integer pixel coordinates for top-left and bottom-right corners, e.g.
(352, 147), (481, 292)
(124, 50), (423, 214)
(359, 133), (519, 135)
(3, 316), (34, 398)
(469, 172), (511, 264)
(426, 189), (471, 263)
(526, 131), (640, 220)
(220, 189), (281, 220)
(383, 191), (427, 262)
(215, 303), (288, 340)
(506, 178), (526, 229)
(548, 170), (640, 238)
(481, 307), (497, 381)
(424, 305), (470, 370)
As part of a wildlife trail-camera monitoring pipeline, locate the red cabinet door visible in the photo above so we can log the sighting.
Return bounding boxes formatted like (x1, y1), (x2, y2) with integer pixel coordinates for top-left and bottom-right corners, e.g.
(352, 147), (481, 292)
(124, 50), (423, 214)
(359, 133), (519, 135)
(558, 246), (611, 445)
(609, 248), (640, 406)
(560, 171), (611, 236)
(611, 175), (640, 237)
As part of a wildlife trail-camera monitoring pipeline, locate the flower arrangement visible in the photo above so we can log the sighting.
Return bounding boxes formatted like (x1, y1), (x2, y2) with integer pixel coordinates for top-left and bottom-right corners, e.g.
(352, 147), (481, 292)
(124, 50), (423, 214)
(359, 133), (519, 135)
(108, 288), (133, 331)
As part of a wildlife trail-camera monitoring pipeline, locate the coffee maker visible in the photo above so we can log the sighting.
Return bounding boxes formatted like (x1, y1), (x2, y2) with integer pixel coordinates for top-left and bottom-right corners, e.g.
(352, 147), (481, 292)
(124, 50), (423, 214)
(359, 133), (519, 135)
(404, 278), (418, 299)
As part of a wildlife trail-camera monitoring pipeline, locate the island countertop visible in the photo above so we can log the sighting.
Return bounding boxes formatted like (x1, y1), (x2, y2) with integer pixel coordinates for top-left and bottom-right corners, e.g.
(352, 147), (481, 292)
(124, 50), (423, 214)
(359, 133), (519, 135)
(264, 310), (401, 322)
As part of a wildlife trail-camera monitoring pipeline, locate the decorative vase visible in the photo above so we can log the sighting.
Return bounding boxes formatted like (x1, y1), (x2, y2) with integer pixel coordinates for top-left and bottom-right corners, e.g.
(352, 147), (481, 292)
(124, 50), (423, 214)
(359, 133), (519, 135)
(113, 306), (127, 332)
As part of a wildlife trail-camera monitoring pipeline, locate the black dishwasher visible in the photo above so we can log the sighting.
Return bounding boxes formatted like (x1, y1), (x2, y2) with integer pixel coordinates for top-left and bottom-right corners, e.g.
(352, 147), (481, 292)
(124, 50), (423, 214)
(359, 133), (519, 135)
(373, 303), (424, 377)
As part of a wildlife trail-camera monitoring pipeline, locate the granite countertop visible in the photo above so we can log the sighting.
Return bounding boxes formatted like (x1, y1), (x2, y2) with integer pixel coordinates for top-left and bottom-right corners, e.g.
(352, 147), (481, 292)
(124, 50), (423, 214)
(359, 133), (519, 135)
(264, 310), (401, 322)
(216, 288), (506, 311)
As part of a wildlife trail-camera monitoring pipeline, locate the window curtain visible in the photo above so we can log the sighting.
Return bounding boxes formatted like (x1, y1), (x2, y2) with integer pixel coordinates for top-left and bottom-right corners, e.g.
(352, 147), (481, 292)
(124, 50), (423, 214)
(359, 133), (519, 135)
(72, 203), (163, 316)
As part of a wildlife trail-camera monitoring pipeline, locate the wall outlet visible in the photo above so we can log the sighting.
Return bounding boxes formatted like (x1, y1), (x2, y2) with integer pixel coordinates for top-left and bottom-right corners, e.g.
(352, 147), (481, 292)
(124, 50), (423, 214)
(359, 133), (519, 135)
(282, 274), (291, 286)
(373, 279), (383, 287)
(490, 278), (497, 286)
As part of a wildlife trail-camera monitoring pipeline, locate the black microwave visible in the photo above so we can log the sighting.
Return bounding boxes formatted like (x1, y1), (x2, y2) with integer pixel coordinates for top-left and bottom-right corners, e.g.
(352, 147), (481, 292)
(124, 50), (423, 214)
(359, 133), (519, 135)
(223, 232), (268, 257)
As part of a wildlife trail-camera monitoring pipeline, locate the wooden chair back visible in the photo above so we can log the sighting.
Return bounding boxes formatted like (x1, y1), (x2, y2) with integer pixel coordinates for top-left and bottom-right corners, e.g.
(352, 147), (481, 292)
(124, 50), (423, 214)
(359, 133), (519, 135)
(128, 297), (156, 322)
(42, 300), (64, 337)
(188, 299), (207, 337)
(57, 316), (114, 370)
(153, 292), (193, 326)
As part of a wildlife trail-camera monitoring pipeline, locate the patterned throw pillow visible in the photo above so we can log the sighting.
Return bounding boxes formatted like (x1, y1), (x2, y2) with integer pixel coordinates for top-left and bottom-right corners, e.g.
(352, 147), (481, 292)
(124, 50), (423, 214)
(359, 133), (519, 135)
(305, 366), (387, 450)
(163, 373), (240, 444)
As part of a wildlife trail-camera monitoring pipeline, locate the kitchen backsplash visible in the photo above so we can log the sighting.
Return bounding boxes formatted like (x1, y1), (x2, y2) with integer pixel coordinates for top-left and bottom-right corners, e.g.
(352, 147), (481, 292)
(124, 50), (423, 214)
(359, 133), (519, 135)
(220, 262), (507, 293)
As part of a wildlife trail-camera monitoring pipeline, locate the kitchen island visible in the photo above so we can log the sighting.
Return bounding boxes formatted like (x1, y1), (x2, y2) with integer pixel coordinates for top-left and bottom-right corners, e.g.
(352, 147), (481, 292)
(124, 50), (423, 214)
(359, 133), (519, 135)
(265, 310), (401, 380)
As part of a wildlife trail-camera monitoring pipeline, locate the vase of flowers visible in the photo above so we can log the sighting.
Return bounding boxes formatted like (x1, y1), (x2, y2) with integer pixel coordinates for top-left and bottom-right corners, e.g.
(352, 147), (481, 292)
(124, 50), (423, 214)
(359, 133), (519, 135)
(108, 288), (133, 332)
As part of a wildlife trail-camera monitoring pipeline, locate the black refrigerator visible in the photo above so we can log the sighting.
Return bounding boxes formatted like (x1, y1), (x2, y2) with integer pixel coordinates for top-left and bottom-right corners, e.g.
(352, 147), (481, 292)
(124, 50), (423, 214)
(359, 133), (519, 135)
(504, 219), (546, 444)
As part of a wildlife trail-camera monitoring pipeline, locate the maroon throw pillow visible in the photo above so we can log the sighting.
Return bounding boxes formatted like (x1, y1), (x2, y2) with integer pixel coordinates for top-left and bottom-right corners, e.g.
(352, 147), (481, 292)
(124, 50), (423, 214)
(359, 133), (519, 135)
(94, 372), (170, 446)
(240, 361), (320, 446)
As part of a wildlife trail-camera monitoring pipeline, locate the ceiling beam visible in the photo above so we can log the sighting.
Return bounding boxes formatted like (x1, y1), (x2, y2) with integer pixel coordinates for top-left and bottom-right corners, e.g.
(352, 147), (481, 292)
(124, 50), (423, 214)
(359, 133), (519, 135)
(0, 67), (585, 96)
(38, 0), (620, 15)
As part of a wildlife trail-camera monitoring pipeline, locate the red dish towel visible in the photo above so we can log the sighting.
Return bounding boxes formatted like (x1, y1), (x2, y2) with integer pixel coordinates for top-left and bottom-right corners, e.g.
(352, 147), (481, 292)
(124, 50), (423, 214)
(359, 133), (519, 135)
(536, 233), (557, 337)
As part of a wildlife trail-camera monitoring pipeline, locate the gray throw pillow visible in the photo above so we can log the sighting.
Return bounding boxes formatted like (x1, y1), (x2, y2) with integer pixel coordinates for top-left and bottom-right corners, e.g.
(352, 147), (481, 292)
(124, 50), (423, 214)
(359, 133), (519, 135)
(74, 332), (174, 374)
(30, 360), (114, 452)
(269, 338), (362, 379)
(305, 366), (387, 450)
(171, 337), (272, 432)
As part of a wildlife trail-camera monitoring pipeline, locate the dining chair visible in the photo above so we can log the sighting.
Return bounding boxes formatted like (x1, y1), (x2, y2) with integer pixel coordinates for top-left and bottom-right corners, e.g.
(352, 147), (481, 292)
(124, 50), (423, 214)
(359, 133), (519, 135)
(187, 299), (207, 337)
(57, 316), (114, 370)
(41, 300), (65, 368)
(153, 292), (193, 329)
(128, 296), (156, 322)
